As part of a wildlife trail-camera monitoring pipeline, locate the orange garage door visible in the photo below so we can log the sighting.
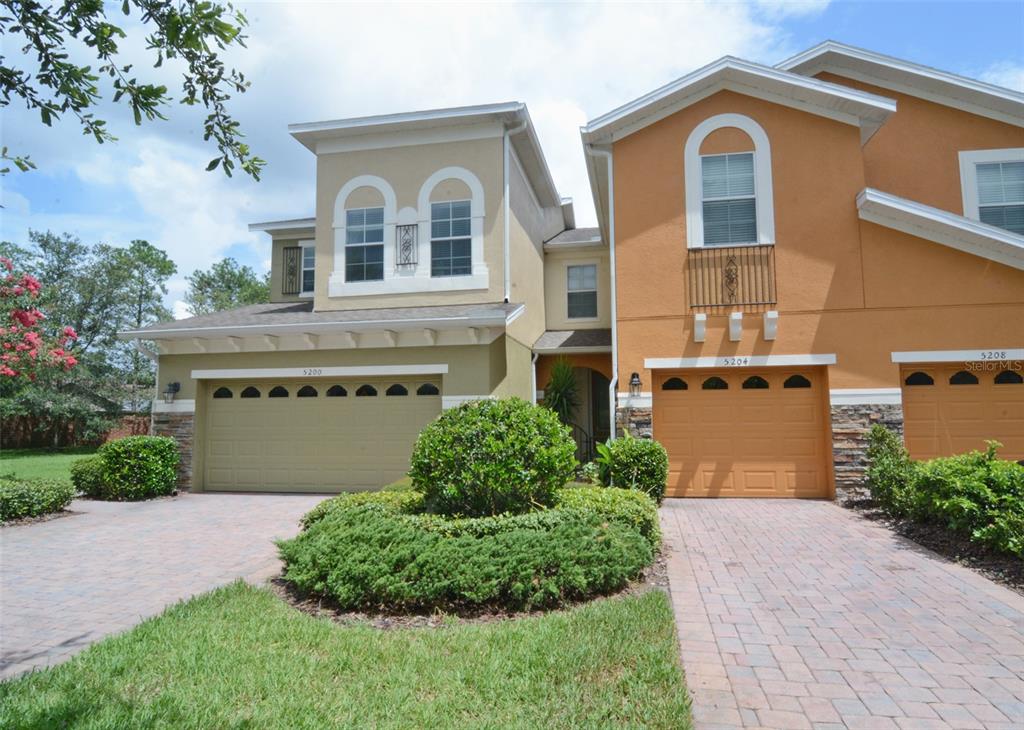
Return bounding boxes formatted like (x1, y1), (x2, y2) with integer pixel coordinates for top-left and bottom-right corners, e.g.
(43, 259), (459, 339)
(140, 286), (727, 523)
(653, 368), (831, 498)
(901, 364), (1024, 461)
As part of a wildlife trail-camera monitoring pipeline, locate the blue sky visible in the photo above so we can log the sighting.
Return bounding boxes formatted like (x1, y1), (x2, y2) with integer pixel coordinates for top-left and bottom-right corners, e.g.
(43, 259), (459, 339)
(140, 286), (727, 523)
(2, 0), (1021, 317)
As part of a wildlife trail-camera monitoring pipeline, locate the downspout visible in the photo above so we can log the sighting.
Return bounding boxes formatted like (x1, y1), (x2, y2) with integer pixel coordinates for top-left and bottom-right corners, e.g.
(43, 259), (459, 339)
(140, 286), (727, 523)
(503, 116), (528, 303)
(531, 351), (539, 405)
(585, 144), (618, 441)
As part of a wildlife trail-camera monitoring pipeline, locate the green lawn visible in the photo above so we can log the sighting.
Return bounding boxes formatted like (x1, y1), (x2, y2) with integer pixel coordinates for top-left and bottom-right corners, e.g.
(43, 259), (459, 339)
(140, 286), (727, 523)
(0, 447), (96, 482)
(0, 582), (690, 729)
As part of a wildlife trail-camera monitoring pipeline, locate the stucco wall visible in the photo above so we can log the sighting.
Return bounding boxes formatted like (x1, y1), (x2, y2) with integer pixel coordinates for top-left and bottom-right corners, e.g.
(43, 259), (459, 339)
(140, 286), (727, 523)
(610, 89), (1024, 392)
(543, 247), (611, 330)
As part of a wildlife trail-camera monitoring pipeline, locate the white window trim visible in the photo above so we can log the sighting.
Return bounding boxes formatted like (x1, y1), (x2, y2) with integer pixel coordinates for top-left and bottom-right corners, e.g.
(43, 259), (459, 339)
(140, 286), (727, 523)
(328, 168), (489, 297)
(565, 261), (599, 321)
(298, 240), (315, 298)
(959, 148), (1024, 222)
(684, 113), (775, 249)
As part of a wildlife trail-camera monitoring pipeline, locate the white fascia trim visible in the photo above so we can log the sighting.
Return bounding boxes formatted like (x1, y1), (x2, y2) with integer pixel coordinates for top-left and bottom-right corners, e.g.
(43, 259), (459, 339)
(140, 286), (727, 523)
(778, 41), (1024, 128)
(248, 217), (316, 233)
(192, 364), (450, 380)
(857, 187), (1024, 271)
(685, 113), (775, 248)
(544, 238), (603, 250)
(504, 303), (526, 325)
(314, 121), (504, 155)
(119, 309), (518, 340)
(581, 56), (896, 144)
(645, 353), (837, 369)
(891, 349), (1024, 364)
(152, 399), (196, 414)
(959, 148), (1024, 222)
(829, 388), (902, 405)
(533, 346), (612, 355)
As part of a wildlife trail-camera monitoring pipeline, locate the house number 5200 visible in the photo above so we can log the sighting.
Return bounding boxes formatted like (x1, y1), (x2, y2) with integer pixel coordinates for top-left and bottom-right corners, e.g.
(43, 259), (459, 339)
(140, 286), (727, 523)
(302, 368), (323, 376)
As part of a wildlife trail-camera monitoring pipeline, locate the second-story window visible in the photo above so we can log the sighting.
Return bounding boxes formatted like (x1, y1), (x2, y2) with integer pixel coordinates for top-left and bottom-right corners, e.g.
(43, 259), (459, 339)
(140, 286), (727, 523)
(701, 152), (756, 246)
(431, 200), (472, 277)
(345, 207), (385, 282)
(567, 264), (597, 319)
(977, 161), (1024, 235)
(300, 244), (315, 294)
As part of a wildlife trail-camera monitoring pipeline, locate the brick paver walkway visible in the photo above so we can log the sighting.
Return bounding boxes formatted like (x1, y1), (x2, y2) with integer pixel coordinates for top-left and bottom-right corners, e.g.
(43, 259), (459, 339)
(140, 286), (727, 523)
(0, 493), (325, 679)
(662, 499), (1024, 730)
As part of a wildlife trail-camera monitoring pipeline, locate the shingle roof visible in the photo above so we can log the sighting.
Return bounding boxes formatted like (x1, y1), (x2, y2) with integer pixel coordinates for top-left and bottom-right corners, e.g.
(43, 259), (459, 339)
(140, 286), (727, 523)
(121, 301), (524, 339)
(545, 227), (602, 246)
(533, 329), (612, 352)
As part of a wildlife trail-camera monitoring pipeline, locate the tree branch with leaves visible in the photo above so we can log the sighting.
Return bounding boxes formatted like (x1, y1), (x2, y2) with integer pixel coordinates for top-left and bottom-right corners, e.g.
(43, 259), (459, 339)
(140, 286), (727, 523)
(0, 0), (264, 177)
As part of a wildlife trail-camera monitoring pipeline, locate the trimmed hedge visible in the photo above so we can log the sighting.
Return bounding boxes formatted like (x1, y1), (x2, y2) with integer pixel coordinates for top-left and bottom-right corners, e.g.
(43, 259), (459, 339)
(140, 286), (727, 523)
(593, 435), (670, 503)
(70, 436), (180, 501)
(867, 426), (1024, 557)
(280, 485), (659, 611)
(279, 503), (651, 611)
(409, 398), (577, 517)
(0, 477), (75, 522)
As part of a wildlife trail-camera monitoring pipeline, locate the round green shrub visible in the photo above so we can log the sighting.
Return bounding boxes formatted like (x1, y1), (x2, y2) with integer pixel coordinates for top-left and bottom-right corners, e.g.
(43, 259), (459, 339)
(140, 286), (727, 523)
(602, 435), (669, 503)
(94, 435), (180, 501)
(0, 477), (75, 522)
(278, 502), (651, 612)
(409, 398), (577, 516)
(70, 455), (106, 498)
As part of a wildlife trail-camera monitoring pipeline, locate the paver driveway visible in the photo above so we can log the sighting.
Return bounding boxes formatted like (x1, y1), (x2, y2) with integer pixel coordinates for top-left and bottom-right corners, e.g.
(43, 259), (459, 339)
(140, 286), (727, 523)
(662, 499), (1024, 730)
(0, 493), (325, 679)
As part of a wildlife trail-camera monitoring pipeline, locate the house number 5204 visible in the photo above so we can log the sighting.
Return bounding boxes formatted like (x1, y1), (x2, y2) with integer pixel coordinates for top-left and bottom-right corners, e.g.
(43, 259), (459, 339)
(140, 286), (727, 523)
(721, 357), (750, 367)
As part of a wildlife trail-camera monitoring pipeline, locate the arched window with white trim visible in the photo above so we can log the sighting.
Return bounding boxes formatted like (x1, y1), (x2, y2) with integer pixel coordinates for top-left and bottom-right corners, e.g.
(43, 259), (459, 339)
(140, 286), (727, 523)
(684, 114), (775, 248)
(417, 166), (487, 284)
(330, 175), (397, 292)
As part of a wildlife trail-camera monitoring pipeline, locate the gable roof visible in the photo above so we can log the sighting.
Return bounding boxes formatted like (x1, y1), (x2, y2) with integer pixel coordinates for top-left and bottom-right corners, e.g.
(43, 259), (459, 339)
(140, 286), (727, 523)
(289, 102), (561, 207)
(581, 56), (896, 147)
(857, 188), (1024, 271)
(778, 41), (1024, 128)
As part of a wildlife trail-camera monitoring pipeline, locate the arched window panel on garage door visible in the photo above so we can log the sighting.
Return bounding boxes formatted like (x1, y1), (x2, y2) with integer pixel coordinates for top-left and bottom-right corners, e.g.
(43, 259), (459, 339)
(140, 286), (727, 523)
(903, 371), (934, 386)
(241, 386), (261, 398)
(386, 384), (408, 396)
(662, 377), (688, 391)
(949, 370), (979, 385)
(269, 386), (289, 398)
(416, 383), (440, 396)
(326, 385), (347, 397)
(702, 376), (729, 390)
(995, 370), (1024, 384)
(297, 385), (318, 398)
(213, 387), (233, 399)
(356, 384), (377, 397)
(742, 375), (769, 389)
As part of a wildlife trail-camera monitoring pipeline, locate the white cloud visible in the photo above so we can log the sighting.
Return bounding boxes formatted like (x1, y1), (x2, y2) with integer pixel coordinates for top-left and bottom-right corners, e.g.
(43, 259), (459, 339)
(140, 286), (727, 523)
(980, 61), (1024, 92)
(755, 0), (831, 19)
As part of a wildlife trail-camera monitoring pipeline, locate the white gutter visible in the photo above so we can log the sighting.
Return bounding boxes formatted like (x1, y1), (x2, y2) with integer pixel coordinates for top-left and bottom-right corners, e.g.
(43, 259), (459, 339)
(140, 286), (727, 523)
(531, 351), (540, 405)
(585, 144), (618, 441)
(503, 116), (528, 302)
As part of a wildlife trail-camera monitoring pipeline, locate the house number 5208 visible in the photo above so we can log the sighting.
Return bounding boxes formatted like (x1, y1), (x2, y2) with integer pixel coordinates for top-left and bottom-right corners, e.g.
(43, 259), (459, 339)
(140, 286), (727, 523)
(979, 351), (1007, 361)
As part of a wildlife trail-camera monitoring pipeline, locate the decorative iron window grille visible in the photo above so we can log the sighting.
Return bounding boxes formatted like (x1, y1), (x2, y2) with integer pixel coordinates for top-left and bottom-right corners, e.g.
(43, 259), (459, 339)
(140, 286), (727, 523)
(686, 244), (776, 312)
(396, 224), (418, 266)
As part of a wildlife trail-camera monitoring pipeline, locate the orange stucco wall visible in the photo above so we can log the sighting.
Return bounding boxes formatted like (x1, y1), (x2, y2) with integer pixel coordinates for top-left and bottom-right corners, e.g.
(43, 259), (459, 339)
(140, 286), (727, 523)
(817, 71), (1024, 215)
(536, 353), (613, 392)
(613, 89), (1024, 392)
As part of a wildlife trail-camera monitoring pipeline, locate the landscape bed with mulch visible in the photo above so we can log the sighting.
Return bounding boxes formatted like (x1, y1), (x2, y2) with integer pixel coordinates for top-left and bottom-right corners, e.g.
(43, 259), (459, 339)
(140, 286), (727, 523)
(846, 499), (1024, 595)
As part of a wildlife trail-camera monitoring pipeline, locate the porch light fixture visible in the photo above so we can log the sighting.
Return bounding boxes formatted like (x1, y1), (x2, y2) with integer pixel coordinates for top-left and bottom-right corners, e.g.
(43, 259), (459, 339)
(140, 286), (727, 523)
(162, 381), (181, 404)
(629, 372), (642, 398)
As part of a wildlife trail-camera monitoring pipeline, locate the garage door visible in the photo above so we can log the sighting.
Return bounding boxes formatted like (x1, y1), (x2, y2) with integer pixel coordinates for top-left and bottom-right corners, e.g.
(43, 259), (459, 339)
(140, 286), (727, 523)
(203, 378), (442, 492)
(653, 368), (830, 498)
(901, 364), (1024, 461)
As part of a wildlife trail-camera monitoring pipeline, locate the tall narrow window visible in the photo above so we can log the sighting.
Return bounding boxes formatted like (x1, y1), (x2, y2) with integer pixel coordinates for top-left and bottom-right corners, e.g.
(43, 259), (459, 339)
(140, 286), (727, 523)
(976, 161), (1024, 235)
(300, 244), (315, 294)
(430, 200), (472, 277)
(567, 264), (597, 319)
(345, 207), (385, 282)
(701, 152), (756, 245)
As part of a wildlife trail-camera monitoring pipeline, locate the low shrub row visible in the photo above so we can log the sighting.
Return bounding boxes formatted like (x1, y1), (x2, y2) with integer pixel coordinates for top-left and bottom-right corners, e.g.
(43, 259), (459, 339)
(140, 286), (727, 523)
(279, 485), (659, 611)
(0, 477), (75, 522)
(70, 436), (180, 501)
(867, 425), (1024, 557)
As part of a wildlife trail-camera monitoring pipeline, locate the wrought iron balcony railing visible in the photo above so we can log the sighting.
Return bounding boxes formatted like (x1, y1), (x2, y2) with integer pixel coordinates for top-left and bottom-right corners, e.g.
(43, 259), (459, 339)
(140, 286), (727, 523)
(685, 244), (776, 312)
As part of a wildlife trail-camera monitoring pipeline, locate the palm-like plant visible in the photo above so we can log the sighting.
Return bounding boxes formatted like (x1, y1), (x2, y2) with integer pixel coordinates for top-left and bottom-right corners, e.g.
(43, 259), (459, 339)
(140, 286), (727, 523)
(543, 358), (579, 425)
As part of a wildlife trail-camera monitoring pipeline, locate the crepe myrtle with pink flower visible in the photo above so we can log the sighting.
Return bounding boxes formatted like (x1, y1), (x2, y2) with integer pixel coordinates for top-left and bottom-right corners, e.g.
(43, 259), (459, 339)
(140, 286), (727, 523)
(0, 255), (77, 379)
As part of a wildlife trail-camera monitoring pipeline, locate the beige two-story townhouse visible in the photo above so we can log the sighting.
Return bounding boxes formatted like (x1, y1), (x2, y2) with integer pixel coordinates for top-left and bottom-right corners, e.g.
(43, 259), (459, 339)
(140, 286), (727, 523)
(123, 42), (1024, 500)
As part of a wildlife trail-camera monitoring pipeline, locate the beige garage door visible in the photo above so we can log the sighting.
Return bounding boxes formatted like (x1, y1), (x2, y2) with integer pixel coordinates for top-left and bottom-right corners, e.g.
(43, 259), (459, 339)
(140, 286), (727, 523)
(901, 364), (1024, 461)
(203, 378), (442, 492)
(653, 368), (831, 498)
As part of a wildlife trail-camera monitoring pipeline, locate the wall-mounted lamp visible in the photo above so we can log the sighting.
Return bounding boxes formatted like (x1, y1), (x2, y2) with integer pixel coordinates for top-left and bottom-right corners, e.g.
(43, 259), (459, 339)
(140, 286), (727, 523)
(629, 372), (642, 398)
(162, 382), (181, 404)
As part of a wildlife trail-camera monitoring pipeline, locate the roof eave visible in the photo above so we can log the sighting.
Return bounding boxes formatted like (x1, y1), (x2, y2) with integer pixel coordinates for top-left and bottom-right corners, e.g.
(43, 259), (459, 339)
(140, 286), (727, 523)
(857, 188), (1024, 271)
(248, 218), (316, 233)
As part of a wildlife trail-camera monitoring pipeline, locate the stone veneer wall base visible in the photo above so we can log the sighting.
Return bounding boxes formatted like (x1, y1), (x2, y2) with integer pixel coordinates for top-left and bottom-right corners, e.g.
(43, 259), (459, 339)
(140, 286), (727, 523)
(830, 403), (903, 505)
(152, 412), (195, 491)
(616, 405), (652, 439)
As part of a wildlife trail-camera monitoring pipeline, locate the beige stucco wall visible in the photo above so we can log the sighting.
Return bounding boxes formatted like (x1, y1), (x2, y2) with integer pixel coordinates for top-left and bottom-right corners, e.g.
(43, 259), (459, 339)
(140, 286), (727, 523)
(491, 334), (535, 400)
(159, 341), (505, 401)
(312, 136), (505, 311)
(269, 237), (312, 303)
(543, 246), (611, 330)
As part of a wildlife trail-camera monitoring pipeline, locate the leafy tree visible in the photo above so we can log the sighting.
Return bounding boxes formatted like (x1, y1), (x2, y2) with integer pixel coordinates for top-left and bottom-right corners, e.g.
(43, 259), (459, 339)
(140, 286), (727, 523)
(184, 257), (269, 316)
(1, 0), (264, 178)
